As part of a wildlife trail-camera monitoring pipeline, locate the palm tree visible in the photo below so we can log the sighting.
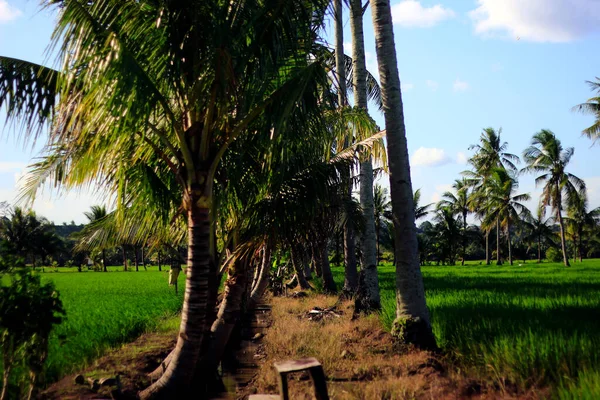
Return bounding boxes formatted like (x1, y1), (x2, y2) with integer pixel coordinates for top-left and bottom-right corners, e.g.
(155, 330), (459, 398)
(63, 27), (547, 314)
(349, 0), (381, 312)
(522, 205), (557, 263)
(438, 179), (471, 265)
(432, 207), (461, 265)
(369, 0), (436, 348)
(1, 1), (333, 397)
(468, 128), (519, 174)
(83, 205), (108, 272)
(572, 78), (600, 142)
(522, 130), (585, 267)
(373, 184), (391, 261)
(480, 168), (531, 265)
(566, 189), (600, 262)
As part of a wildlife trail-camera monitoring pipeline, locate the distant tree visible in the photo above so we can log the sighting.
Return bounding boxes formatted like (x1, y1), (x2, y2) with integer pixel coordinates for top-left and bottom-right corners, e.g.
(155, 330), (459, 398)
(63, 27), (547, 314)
(0, 208), (62, 267)
(373, 184), (391, 262)
(431, 207), (461, 265)
(521, 205), (557, 263)
(480, 168), (531, 265)
(523, 130), (585, 267)
(438, 178), (471, 265)
(566, 189), (600, 262)
(413, 189), (433, 221)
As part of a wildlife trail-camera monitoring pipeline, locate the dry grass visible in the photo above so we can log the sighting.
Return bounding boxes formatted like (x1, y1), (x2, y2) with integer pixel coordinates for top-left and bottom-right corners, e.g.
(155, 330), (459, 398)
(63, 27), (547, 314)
(251, 294), (546, 400)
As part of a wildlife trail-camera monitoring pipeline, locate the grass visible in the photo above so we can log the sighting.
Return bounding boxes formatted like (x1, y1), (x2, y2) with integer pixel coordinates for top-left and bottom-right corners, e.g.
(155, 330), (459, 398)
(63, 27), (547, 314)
(334, 260), (600, 397)
(37, 266), (184, 384)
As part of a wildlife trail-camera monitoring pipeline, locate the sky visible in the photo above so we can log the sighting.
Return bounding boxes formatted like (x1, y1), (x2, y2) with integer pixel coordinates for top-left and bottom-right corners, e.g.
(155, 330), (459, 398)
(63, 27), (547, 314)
(1, 0), (600, 224)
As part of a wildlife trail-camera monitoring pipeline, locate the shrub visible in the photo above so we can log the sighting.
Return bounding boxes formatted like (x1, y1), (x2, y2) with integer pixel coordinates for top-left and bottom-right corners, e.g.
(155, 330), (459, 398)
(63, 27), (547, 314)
(546, 247), (563, 263)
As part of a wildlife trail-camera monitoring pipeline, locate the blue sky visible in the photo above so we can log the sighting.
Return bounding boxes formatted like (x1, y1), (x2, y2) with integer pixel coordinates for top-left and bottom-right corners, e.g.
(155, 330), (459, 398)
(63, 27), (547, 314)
(1, 0), (600, 223)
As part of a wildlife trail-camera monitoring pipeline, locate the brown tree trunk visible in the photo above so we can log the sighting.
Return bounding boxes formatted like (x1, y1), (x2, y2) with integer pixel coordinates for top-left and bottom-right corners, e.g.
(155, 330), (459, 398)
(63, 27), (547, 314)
(370, 0), (435, 348)
(496, 220), (502, 265)
(102, 249), (107, 272)
(556, 193), (570, 267)
(462, 211), (467, 266)
(249, 242), (273, 308)
(319, 240), (337, 294)
(134, 247), (139, 272)
(538, 236), (542, 263)
(485, 230), (490, 265)
(139, 205), (212, 399)
(352, 0), (380, 312)
(142, 247), (147, 270)
(122, 246), (128, 271)
(507, 220), (513, 265)
(291, 248), (311, 290)
(158, 251), (162, 272)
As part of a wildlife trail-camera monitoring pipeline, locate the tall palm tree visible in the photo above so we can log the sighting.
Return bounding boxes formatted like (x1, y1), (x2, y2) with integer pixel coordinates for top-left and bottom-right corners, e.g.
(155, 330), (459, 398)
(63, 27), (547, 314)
(480, 168), (531, 265)
(334, 0), (359, 297)
(438, 179), (471, 265)
(0, 1), (332, 397)
(465, 128), (519, 265)
(373, 184), (391, 261)
(572, 78), (600, 142)
(351, 0), (380, 312)
(369, 0), (436, 348)
(522, 130), (585, 267)
(83, 205), (108, 272)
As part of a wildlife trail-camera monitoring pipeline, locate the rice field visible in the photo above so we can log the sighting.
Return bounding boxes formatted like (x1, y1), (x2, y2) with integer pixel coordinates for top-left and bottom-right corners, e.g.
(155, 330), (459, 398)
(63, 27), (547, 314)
(39, 267), (184, 383)
(342, 260), (600, 397)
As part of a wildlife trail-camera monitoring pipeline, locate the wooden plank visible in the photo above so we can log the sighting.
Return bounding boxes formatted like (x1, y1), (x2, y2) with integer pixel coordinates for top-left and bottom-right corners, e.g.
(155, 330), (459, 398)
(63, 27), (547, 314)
(274, 357), (321, 373)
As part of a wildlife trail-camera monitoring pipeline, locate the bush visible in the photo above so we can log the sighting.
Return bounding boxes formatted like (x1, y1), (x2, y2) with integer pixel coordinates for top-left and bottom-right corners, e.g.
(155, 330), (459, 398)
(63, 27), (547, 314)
(545, 247), (563, 263)
(0, 270), (65, 399)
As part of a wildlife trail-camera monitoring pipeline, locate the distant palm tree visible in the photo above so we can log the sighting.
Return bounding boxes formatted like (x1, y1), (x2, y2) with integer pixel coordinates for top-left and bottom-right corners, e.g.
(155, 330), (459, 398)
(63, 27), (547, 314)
(413, 189), (433, 221)
(481, 168), (531, 265)
(566, 189), (600, 262)
(521, 205), (557, 263)
(522, 130), (585, 267)
(572, 78), (600, 142)
(438, 178), (471, 265)
(83, 205), (108, 272)
(373, 184), (391, 261)
(468, 128), (519, 174)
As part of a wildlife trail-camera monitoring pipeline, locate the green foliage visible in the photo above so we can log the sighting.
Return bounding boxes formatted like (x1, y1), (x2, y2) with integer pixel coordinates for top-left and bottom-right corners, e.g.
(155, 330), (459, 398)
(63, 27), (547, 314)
(546, 247), (563, 263)
(0, 269), (65, 398)
(334, 261), (600, 395)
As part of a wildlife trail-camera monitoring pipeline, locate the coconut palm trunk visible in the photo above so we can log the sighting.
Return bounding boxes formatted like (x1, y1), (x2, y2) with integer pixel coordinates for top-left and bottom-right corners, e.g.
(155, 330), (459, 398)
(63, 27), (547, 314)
(139, 204), (212, 399)
(351, 0), (380, 312)
(291, 247), (311, 290)
(462, 211), (467, 265)
(556, 194), (571, 267)
(537, 236), (542, 263)
(335, 0), (359, 296)
(250, 242), (273, 308)
(369, 0), (435, 348)
(507, 220), (513, 265)
(496, 220), (502, 265)
(485, 230), (490, 265)
(122, 246), (128, 271)
(102, 249), (107, 272)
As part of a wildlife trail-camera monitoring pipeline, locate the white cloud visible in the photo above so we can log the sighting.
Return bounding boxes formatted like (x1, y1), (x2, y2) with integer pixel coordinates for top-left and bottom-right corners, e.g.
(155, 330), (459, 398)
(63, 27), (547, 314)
(584, 177), (600, 210)
(0, 1), (21, 23)
(456, 152), (468, 165)
(412, 147), (451, 167)
(402, 82), (415, 91)
(0, 161), (25, 173)
(453, 78), (469, 92)
(426, 80), (438, 91)
(469, 0), (600, 43)
(431, 184), (453, 203)
(392, 0), (456, 28)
